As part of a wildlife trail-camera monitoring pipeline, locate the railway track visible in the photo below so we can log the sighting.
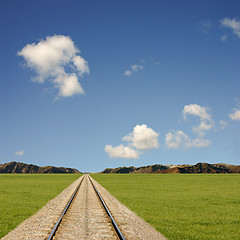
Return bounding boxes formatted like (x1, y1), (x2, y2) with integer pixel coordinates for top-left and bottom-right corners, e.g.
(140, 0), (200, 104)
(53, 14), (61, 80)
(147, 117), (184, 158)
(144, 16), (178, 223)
(47, 174), (125, 240)
(3, 173), (166, 240)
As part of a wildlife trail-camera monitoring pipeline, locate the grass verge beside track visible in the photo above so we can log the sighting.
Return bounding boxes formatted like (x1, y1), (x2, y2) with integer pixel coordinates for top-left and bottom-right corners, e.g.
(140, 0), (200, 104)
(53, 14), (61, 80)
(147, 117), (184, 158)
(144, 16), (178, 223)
(0, 174), (81, 238)
(92, 174), (240, 240)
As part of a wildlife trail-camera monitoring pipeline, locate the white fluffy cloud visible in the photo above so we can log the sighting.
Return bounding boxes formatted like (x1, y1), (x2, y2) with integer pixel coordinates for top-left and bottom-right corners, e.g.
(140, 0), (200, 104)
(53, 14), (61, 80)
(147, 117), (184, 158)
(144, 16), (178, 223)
(122, 124), (159, 150)
(105, 145), (139, 159)
(15, 150), (24, 156)
(221, 17), (240, 39)
(166, 131), (189, 149)
(165, 104), (212, 149)
(18, 35), (89, 98)
(105, 124), (159, 159)
(124, 64), (143, 76)
(183, 104), (211, 121)
(55, 73), (84, 97)
(183, 104), (213, 136)
(165, 131), (211, 149)
(229, 108), (240, 121)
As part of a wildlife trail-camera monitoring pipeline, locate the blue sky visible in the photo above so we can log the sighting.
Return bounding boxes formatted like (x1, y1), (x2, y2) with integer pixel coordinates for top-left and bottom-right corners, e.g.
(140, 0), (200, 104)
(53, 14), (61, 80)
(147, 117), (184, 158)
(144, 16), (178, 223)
(0, 0), (240, 172)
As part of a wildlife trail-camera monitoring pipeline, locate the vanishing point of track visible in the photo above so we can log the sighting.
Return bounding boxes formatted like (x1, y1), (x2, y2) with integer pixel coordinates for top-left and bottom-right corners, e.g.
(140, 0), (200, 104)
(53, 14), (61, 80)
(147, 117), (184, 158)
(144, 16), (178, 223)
(47, 174), (125, 240)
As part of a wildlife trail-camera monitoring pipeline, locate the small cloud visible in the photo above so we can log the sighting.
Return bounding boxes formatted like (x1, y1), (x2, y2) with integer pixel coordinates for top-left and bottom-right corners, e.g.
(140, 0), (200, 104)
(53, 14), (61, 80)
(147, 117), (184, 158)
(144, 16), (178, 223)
(131, 64), (143, 71)
(166, 104), (213, 150)
(219, 120), (228, 129)
(221, 34), (228, 42)
(183, 104), (211, 121)
(105, 124), (159, 159)
(165, 130), (211, 149)
(124, 64), (144, 77)
(198, 20), (213, 33)
(15, 150), (24, 156)
(191, 138), (211, 148)
(18, 35), (89, 98)
(124, 70), (132, 76)
(166, 130), (189, 149)
(182, 104), (213, 136)
(105, 145), (139, 159)
(220, 17), (240, 39)
(229, 108), (240, 121)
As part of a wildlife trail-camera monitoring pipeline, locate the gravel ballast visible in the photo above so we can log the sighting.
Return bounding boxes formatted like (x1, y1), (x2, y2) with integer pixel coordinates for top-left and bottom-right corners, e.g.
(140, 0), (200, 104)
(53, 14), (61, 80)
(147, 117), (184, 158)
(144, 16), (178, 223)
(53, 175), (118, 239)
(90, 175), (167, 240)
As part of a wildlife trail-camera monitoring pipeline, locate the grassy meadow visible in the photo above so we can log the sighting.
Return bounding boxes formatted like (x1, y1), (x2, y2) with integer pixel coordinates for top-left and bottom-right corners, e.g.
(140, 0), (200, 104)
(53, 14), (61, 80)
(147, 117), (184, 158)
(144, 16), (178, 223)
(92, 174), (240, 240)
(0, 174), (81, 238)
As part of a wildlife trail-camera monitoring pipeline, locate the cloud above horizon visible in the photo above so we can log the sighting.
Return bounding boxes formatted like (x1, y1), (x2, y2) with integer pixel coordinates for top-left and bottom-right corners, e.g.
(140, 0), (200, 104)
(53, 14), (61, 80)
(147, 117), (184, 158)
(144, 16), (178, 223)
(105, 124), (159, 159)
(166, 130), (211, 149)
(183, 104), (213, 136)
(221, 17), (240, 39)
(124, 64), (143, 76)
(104, 144), (139, 159)
(229, 108), (240, 121)
(122, 124), (159, 150)
(166, 104), (212, 149)
(18, 35), (89, 98)
(14, 150), (24, 156)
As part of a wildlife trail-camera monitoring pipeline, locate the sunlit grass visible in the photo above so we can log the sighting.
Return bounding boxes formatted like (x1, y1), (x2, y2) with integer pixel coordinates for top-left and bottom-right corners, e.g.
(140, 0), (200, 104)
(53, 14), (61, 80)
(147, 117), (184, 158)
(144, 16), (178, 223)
(0, 174), (81, 238)
(92, 174), (240, 240)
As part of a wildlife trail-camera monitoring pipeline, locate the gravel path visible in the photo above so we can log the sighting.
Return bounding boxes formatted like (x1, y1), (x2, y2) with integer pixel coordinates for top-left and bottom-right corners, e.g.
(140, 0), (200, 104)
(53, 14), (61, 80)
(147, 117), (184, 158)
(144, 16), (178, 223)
(2, 174), (167, 240)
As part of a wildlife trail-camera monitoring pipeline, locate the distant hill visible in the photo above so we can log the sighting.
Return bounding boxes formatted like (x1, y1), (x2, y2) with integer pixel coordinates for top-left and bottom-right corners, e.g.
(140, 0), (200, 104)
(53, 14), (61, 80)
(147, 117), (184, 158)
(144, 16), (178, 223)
(101, 162), (240, 174)
(102, 164), (168, 174)
(0, 161), (80, 174)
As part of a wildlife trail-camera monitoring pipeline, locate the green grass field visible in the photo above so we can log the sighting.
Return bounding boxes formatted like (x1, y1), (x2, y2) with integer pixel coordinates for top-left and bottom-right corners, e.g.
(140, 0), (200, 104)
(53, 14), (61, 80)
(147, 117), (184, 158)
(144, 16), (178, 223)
(92, 174), (240, 240)
(0, 174), (81, 238)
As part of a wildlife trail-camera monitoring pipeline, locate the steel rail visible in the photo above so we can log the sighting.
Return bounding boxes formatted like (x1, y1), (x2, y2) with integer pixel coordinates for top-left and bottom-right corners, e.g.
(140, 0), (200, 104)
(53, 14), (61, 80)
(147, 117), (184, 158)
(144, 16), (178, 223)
(47, 175), (85, 240)
(88, 175), (126, 240)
